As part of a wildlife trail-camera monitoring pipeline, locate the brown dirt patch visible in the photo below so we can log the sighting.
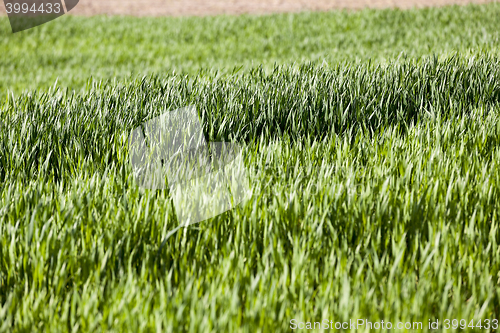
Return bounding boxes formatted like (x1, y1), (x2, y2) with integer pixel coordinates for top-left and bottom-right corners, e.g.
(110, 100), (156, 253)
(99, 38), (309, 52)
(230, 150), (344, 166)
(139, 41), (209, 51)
(1, 0), (496, 16)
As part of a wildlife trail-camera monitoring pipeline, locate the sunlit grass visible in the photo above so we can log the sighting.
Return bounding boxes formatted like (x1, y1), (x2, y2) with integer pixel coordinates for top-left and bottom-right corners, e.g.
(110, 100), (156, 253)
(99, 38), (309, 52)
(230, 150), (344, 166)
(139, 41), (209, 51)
(1, 53), (500, 331)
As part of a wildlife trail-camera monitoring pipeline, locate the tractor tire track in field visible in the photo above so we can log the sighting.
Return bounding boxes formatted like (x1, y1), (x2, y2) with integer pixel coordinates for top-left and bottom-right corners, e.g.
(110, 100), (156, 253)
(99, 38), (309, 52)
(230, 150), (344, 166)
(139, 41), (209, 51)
(0, 0), (497, 17)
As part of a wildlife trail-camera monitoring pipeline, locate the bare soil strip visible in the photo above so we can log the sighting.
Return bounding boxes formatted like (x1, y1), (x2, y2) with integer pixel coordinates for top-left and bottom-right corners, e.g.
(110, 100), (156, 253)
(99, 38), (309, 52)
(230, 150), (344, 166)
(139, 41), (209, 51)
(0, 0), (496, 17)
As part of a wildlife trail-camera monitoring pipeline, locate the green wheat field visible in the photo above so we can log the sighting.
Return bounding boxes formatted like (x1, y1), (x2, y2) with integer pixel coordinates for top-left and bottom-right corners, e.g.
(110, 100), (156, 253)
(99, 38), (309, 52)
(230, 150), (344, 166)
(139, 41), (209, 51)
(1, 3), (500, 332)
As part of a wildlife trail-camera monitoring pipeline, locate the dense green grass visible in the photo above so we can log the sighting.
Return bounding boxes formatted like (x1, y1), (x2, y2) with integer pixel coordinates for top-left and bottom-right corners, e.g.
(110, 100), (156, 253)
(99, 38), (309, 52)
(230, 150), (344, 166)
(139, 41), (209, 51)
(2, 3), (500, 332)
(2, 54), (500, 331)
(1, 2), (500, 96)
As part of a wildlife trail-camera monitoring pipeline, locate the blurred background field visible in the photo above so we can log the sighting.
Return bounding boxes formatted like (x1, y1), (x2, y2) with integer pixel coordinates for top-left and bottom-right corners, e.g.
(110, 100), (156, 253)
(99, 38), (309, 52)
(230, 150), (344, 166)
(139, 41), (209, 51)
(0, 2), (499, 96)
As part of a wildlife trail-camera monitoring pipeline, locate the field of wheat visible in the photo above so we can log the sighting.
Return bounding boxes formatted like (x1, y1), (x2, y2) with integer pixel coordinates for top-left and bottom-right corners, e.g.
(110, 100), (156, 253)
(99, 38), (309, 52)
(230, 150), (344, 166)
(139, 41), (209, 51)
(1, 3), (500, 332)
